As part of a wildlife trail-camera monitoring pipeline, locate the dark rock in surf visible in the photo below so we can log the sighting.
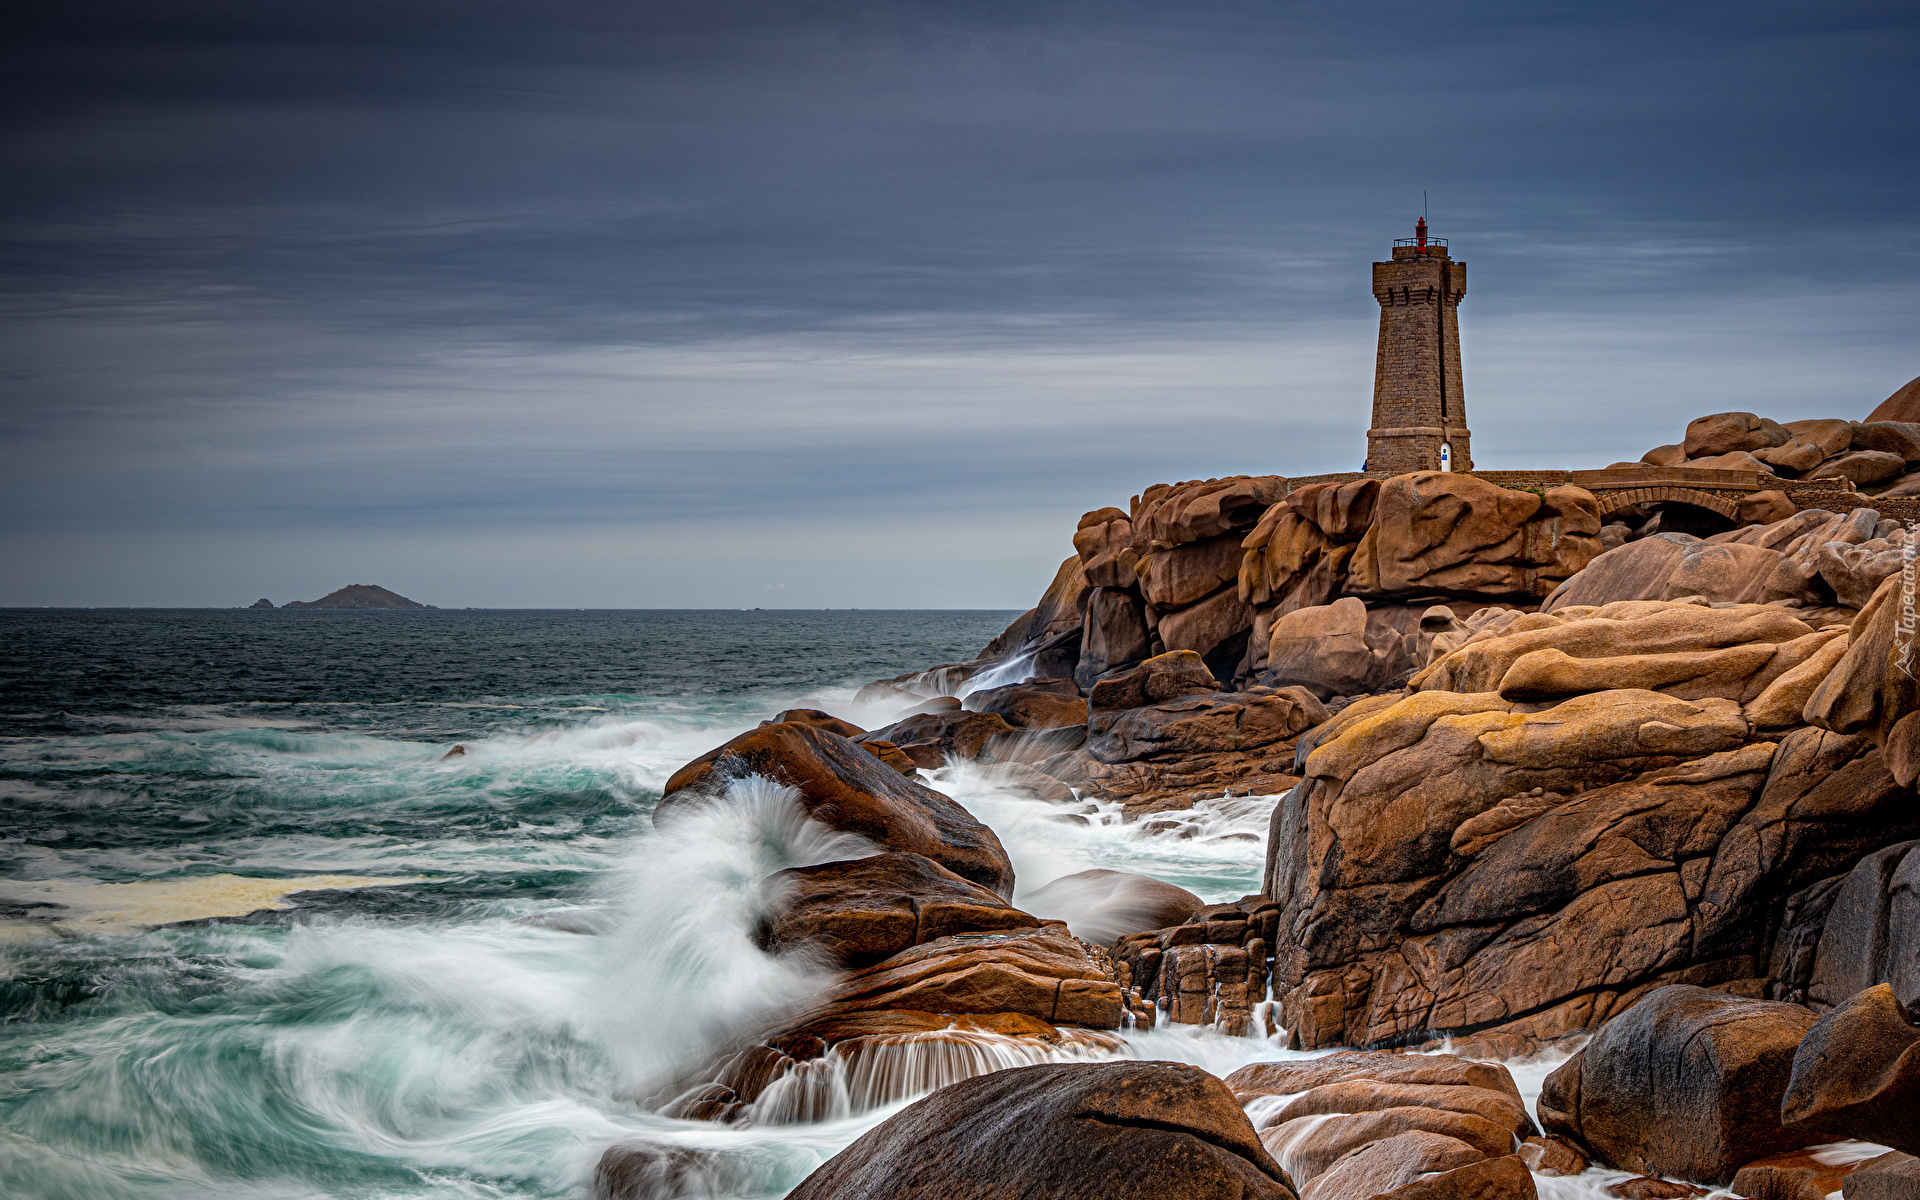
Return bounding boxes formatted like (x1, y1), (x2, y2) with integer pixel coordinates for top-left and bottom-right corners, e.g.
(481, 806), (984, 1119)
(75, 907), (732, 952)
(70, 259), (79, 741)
(594, 1139), (743, 1200)
(1087, 687), (1324, 764)
(856, 710), (1016, 769)
(1731, 1148), (1907, 1200)
(1781, 983), (1920, 1155)
(763, 708), (918, 774)
(765, 708), (867, 738)
(1842, 1153), (1920, 1200)
(1537, 984), (1820, 1184)
(784, 1060), (1298, 1200)
(963, 678), (1088, 730)
(658, 722), (1015, 897)
(1020, 868), (1202, 945)
(757, 851), (1040, 968)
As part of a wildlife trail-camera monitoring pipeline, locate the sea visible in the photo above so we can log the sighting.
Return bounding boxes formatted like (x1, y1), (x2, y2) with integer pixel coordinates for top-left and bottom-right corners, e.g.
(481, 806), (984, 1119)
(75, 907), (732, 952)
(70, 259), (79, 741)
(0, 608), (1579, 1200)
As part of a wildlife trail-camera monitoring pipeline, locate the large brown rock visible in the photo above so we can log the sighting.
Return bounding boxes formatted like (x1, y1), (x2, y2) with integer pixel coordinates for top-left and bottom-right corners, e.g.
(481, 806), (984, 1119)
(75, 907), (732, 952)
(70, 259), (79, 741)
(1156, 583), (1258, 677)
(1077, 586), (1153, 689)
(1683, 412), (1791, 458)
(1264, 597), (1407, 698)
(1756, 420), (1853, 474)
(758, 852), (1040, 968)
(1020, 868), (1203, 945)
(1850, 421), (1920, 463)
(800, 924), (1124, 1029)
(1073, 507), (1137, 588)
(1142, 533), (1249, 609)
(1240, 480), (1376, 615)
(1263, 1108), (1519, 1184)
(1088, 649), (1221, 710)
(1843, 1152), (1920, 1200)
(1133, 475), (1288, 549)
(1536, 985), (1819, 1184)
(659, 722), (1015, 896)
(964, 678), (1087, 730)
(1730, 1148), (1903, 1200)
(1810, 450), (1907, 485)
(1088, 686), (1324, 763)
(1781, 983), (1920, 1155)
(1867, 376), (1920, 425)
(1807, 574), (1920, 743)
(1263, 683), (1918, 1051)
(1298, 1131), (1534, 1200)
(1227, 1052), (1525, 1104)
(858, 709), (1018, 770)
(1346, 473), (1600, 601)
(1804, 841), (1920, 1009)
(785, 1060), (1298, 1200)
(1412, 600), (1818, 700)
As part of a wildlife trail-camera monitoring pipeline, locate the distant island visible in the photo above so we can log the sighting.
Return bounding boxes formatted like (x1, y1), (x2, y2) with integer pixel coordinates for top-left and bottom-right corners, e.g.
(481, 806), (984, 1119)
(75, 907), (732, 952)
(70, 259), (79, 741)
(271, 585), (434, 610)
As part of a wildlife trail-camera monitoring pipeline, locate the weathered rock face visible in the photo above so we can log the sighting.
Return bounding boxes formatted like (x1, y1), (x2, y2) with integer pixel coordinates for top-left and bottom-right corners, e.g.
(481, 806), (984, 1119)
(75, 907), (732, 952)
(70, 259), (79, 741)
(1346, 475), (1602, 601)
(857, 709), (1018, 770)
(1296, 1131), (1535, 1200)
(1226, 1053), (1538, 1200)
(963, 678), (1087, 730)
(1087, 649), (1221, 709)
(1807, 574), (1920, 744)
(659, 722), (1016, 896)
(1076, 585), (1153, 689)
(757, 851), (1040, 968)
(1787, 839), (1920, 1010)
(1264, 597), (1413, 698)
(1088, 686), (1325, 764)
(1537, 985), (1820, 1185)
(594, 1140), (747, 1200)
(1546, 509), (1906, 616)
(785, 1061), (1298, 1200)
(1261, 680), (1917, 1050)
(1868, 376), (1920, 425)
(661, 925), (1129, 1124)
(1842, 1153), (1920, 1200)
(1112, 894), (1280, 1034)
(1020, 868), (1203, 945)
(1781, 983), (1920, 1155)
(1411, 599), (1841, 708)
(1728, 1148), (1904, 1200)
(1684, 413), (1792, 459)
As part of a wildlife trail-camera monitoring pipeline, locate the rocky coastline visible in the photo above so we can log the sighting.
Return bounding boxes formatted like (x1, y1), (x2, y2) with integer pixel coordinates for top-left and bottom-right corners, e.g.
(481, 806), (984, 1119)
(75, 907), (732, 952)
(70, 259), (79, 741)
(599, 391), (1920, 1200)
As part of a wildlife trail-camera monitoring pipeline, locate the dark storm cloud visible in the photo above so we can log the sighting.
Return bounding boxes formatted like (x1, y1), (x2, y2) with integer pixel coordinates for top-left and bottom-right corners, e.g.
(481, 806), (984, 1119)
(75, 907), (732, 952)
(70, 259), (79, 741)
(2, 1), (1917, 605)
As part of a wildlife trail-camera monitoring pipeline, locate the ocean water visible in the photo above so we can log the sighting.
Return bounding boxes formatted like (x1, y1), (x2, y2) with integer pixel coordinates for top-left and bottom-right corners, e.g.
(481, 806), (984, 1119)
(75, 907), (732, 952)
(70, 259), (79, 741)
(0, 608), (1312, 1200)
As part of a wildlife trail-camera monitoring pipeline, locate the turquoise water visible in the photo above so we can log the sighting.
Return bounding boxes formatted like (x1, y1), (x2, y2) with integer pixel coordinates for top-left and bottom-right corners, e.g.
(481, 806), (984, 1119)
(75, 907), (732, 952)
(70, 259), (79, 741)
(0, 609), (1280, 1199)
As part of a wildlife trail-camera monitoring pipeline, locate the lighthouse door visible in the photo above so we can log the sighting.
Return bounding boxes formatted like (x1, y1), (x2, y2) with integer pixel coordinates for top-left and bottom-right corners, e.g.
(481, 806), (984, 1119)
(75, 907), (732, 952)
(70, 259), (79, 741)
(1440, 442), (1453, 472)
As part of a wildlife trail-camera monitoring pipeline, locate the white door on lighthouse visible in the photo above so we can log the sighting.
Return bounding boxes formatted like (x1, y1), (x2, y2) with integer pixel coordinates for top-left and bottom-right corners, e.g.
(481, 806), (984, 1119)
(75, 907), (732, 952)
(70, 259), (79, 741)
(1440, 442), (1453, 472)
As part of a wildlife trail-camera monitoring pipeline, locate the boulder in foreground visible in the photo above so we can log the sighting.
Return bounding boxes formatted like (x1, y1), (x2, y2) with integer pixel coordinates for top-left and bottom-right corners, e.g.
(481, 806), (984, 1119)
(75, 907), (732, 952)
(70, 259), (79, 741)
(785, 1060), (1298, 1200)
(1781, 983), (1920, 1156)
(1538, 984), (1819, 1184)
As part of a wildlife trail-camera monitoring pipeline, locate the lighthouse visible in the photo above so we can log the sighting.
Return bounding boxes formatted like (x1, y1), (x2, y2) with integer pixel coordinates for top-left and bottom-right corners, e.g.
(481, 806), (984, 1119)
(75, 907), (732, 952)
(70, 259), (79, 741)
(1365, 218), (1472, 475)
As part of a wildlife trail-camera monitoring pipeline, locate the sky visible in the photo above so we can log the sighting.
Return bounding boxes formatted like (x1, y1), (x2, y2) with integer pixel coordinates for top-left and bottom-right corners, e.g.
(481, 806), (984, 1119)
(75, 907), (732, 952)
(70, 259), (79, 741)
(3, 0), (1916, 608)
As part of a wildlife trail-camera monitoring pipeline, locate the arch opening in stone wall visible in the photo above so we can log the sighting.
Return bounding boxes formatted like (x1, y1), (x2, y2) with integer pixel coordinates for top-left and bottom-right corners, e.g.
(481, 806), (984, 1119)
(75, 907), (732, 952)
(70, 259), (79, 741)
(1597, 486), (1743, 537)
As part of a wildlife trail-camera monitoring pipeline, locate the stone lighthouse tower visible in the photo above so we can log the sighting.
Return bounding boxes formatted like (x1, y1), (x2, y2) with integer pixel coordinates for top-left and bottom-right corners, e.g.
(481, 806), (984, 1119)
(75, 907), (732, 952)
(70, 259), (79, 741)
(1366, 218), (1471, 474)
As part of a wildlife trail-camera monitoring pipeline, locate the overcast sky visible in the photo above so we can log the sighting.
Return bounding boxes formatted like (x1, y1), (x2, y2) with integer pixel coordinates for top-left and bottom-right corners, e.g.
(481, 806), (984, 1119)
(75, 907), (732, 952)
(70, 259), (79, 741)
(3, 0), (1916, 608)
